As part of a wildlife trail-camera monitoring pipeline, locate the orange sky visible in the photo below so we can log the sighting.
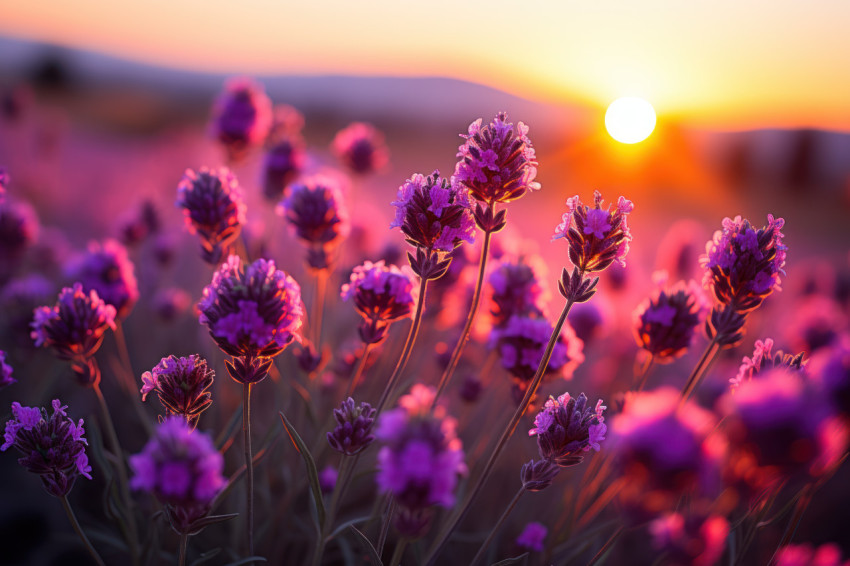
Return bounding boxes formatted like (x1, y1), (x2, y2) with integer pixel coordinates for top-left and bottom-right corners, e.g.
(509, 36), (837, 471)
(3, 1), (850, 131)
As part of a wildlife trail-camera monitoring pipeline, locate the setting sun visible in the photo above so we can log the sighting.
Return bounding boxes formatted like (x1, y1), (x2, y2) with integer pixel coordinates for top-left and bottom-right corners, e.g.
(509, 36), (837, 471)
(605, 97), (657, 144)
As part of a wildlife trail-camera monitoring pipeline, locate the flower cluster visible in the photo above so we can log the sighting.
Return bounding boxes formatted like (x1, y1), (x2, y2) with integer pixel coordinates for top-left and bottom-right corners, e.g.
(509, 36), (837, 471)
(553, 191), (634, 273)
(198, 256), (303, 381)
(453, 112), (539, 205)
(0, 350), (14, 390)
(176, 167), (247, 264)
(210, 77), (272, 161)
(326, 397), (376, 455)
(633, 277), (707, 363)
(32, 283), (117, 385)
(375, 385), (466, 537)
(341, 260), (419, 344)
(331, 122), (389, 174)
(130, 418), (225, 533)
(141, 355), (215, 429)
(729, 337), (806, 392)
(2, 399), (91, 497)
(529, 391), (606, 467)
(65, 239), (139, 319)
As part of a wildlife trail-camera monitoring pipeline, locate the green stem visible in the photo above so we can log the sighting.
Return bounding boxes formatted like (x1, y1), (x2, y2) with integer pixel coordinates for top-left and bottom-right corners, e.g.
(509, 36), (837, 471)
(243, 382), (255, 560)
(424, 294), (578, 566)
(432, 225), (493, 406)
(61, 495), (107, 566)
(470, 486), (525, 566)
(586, 526), (625, 566)
(344, 342), (373, 398)
(178, 532), (188, 566)
(388, 539), (408, 566)
(679, 337), (720, 405)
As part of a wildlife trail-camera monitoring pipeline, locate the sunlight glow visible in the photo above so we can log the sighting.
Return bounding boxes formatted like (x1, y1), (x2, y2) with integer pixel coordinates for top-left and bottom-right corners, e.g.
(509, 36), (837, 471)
(605, 97), (657, 144)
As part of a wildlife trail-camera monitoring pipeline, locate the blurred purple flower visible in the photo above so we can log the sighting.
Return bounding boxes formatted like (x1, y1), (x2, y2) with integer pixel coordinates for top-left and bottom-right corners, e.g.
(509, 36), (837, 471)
(1, 274), (53, 349)
(0, 350), (15, 390)
(2, 399), (91, 497)
(809, 336), (850, 419)
(211, 77), (272, 161)
(327, 397), (377, 456)
(262, 136), (305, 201)
(529, 391), (606, 466)
(0, 166), (8, 201)
(176, 167), (246, 265)
(341, 260), (418, 344)
(776, 543), (850, 566)
(65, 239), (139, 319)
(515, 521), (548, 552)
(152, 287), (191, 322)
(0, 198), (39, 284)
(488, 256), (547, 328)
(553, 191), (634, 272)
(458, 373), (483, 403)
(453, 112), (539, 204)
(633, 276), (708, 363)
(649, 512), (729, 566)
(331, 122), (389, 174)
(141, 355), (215, 429)
(319, 465), (337, 494)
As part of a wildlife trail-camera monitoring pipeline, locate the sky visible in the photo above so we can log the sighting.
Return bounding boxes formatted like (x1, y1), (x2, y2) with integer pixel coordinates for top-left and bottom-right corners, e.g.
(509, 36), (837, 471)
(2, 0), (850, 131)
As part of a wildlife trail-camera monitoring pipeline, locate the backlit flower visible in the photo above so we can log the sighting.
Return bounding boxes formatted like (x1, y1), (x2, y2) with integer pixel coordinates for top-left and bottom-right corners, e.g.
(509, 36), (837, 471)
(529, 392), (606, 466)
(331, 122), (389, 174)
(341, 260), (419, 344)
(141, 355), (215, 429)
(553, 191), (634, 273)
(634, 277), (707, 363)
(211, 77), (272, 161)
(65, 239), (139, 319)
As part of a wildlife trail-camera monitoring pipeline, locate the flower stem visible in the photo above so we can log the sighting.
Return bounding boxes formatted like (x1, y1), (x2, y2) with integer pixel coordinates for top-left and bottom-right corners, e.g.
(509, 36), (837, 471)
(178, 532), (188, 566)
(375, 277), (429, 415)
(424, 293), (578, 566)
(769, 483), (814, 563)
(93, 382), (139, 565)
(388, 539), (408, 566)
(243, 382), (255, 560)
(344, 342), (373, 398)
(61, 495), (107, 566)
(432, 225), (493, 406)
(470, 486), (525, 566)
(634, 354), (655, 392)
(311, 269), (328, 349)
(376, 495), (396, 557)
(679, 337), (720, 405)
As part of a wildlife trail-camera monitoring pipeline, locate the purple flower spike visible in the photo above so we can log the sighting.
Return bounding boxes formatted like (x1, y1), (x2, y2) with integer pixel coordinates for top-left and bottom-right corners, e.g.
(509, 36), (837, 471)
(341, 260), (419, 344)
(32, 283), (117, 386)
(520, 458), (560, 491)
(198, 256), (303, 382)
(729, 337), (806, 392)
(129, 418), (225, 534)
(529, 392), (606, 467)
(553, 191), (634, 273)
(633, 276), (708, 363)
(141, 355), (215, 429)
(331, 122), (389, 174)
(262, 136), (305, 201)
(453, 112), (539, 205)
(176, 167), (247, 264)
(649, 512), (729, 566)
(277, 175), (349, 270)
(488, 256), (547, 328)
(327, 397), (377, 455)
(211, 77), (272, 162)
(66, 239), (139, 319)
(375, 384), (467, 538)
(0, 351), (15, 390)
(516, 522), (548, 553)
(2, 399), (91, 497)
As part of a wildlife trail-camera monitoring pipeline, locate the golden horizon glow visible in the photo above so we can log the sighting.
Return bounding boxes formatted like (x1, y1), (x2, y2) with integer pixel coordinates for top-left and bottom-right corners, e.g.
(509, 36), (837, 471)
(605, 98), (656, 144)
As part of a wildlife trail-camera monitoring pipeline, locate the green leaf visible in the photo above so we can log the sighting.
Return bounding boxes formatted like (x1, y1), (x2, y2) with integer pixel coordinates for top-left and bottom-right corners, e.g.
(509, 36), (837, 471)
(279, 410), (326, 531)
(349, 526), (384, 566)
(491, 552), (529, 565)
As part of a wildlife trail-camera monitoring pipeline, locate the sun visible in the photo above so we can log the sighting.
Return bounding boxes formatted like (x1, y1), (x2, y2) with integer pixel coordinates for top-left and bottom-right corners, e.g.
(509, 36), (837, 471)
(605, 97), (657, 144)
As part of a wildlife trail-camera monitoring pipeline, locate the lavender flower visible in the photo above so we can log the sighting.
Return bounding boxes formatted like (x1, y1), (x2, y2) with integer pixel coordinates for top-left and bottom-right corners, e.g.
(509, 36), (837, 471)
(459, 373), (483, 403)
(2, 399), (91, 497)
(0, 166), (8, 201)
(375, 385), (467, 537)
(633, 277), (708, 363)
(141, 355), (215, 429)
(1, 274), (53, 349)
(649, 512), (729, 566)
(553, 191), (634, 273)
(488, 256), (547, 328)
(775, 543), (850, 566)
(0, 198), (39, 284)
(198, 256), (303, 382)
(0, 350), (15, 390)
(809, 338), (850, 418)
(341, 260), (419, 344)
(319, 465), (337, 494)
(729, 337), (806, 392)
(129, 418), (225, 533)
(529, 392), (606, 466)
(262, 136), (305, 201)
(453, 112), (539, 205)
(152, 287), (191, 322)
(327, 397), (377, 455)
(32, 283), (117, 386)
(65, 239), (139, 319)
(211, 77), (272, 161)
(515, 522), (548, 552)
(520, 458), (560, 491)
(331, 122), (389, 174)
(176, 167), (247, 264)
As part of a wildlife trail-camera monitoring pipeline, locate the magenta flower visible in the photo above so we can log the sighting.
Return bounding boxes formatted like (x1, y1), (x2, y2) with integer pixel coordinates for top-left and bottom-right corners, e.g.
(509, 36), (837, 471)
(65, 239), (139, 319)
(327, 397), (377, 456)
(729, 337), (806, 392)
(776, 543), (850, 566)
(649, 512), (729, 566)
(141, 355), (215, 429)
(262, 136), (305, 201)
(553, 191), (634, 273)
(319, 465), (337, 494)
(0, 350), (15, 390)
(516, 522), (548, 552)
(331, 122), (389, 174)
(2, 399), (91, 497)
(633, 277), (708, 363)
(176, 167), (247, 264)
(341, 260), (419, 344)
(375, 384), (467, 537)
(529, 392), (606, 467)
(453, 112), (539, 205)
(32, 283), (117, 386)
(129, 418), (226, 533)
(210, 77), (272, 161)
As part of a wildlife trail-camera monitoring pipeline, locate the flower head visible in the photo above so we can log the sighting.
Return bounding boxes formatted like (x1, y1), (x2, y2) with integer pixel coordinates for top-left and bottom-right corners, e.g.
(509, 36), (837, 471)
(391, 171), (475, 253)
(2, 399), (91, 497)
(729, 337), (806, 392)
(210, 77), (272, 161)
(262, 136), (305, 201)
(809, 338), (850, 419)
(700, 214), (786, 312)
(141, 355), (215, 429)
(341, 260), (418, 344)
(529, 392), (606, 466)
(176, 167), (246, 264)
(198, 256), (304, 368)
(0, 351), (15, 390)
(516, 522), (548, 553)
(634, 277), (708, 363)
(553, 191), (634, 272)
(32, 283), (117, 386)
(331, 122), (389, 174)
(453, 112), (539, 204)
(488, 256), (547, 328)
(327, 397), (377, 455)
(65, 239), (139, 319)
(649, 512), (729, 566)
